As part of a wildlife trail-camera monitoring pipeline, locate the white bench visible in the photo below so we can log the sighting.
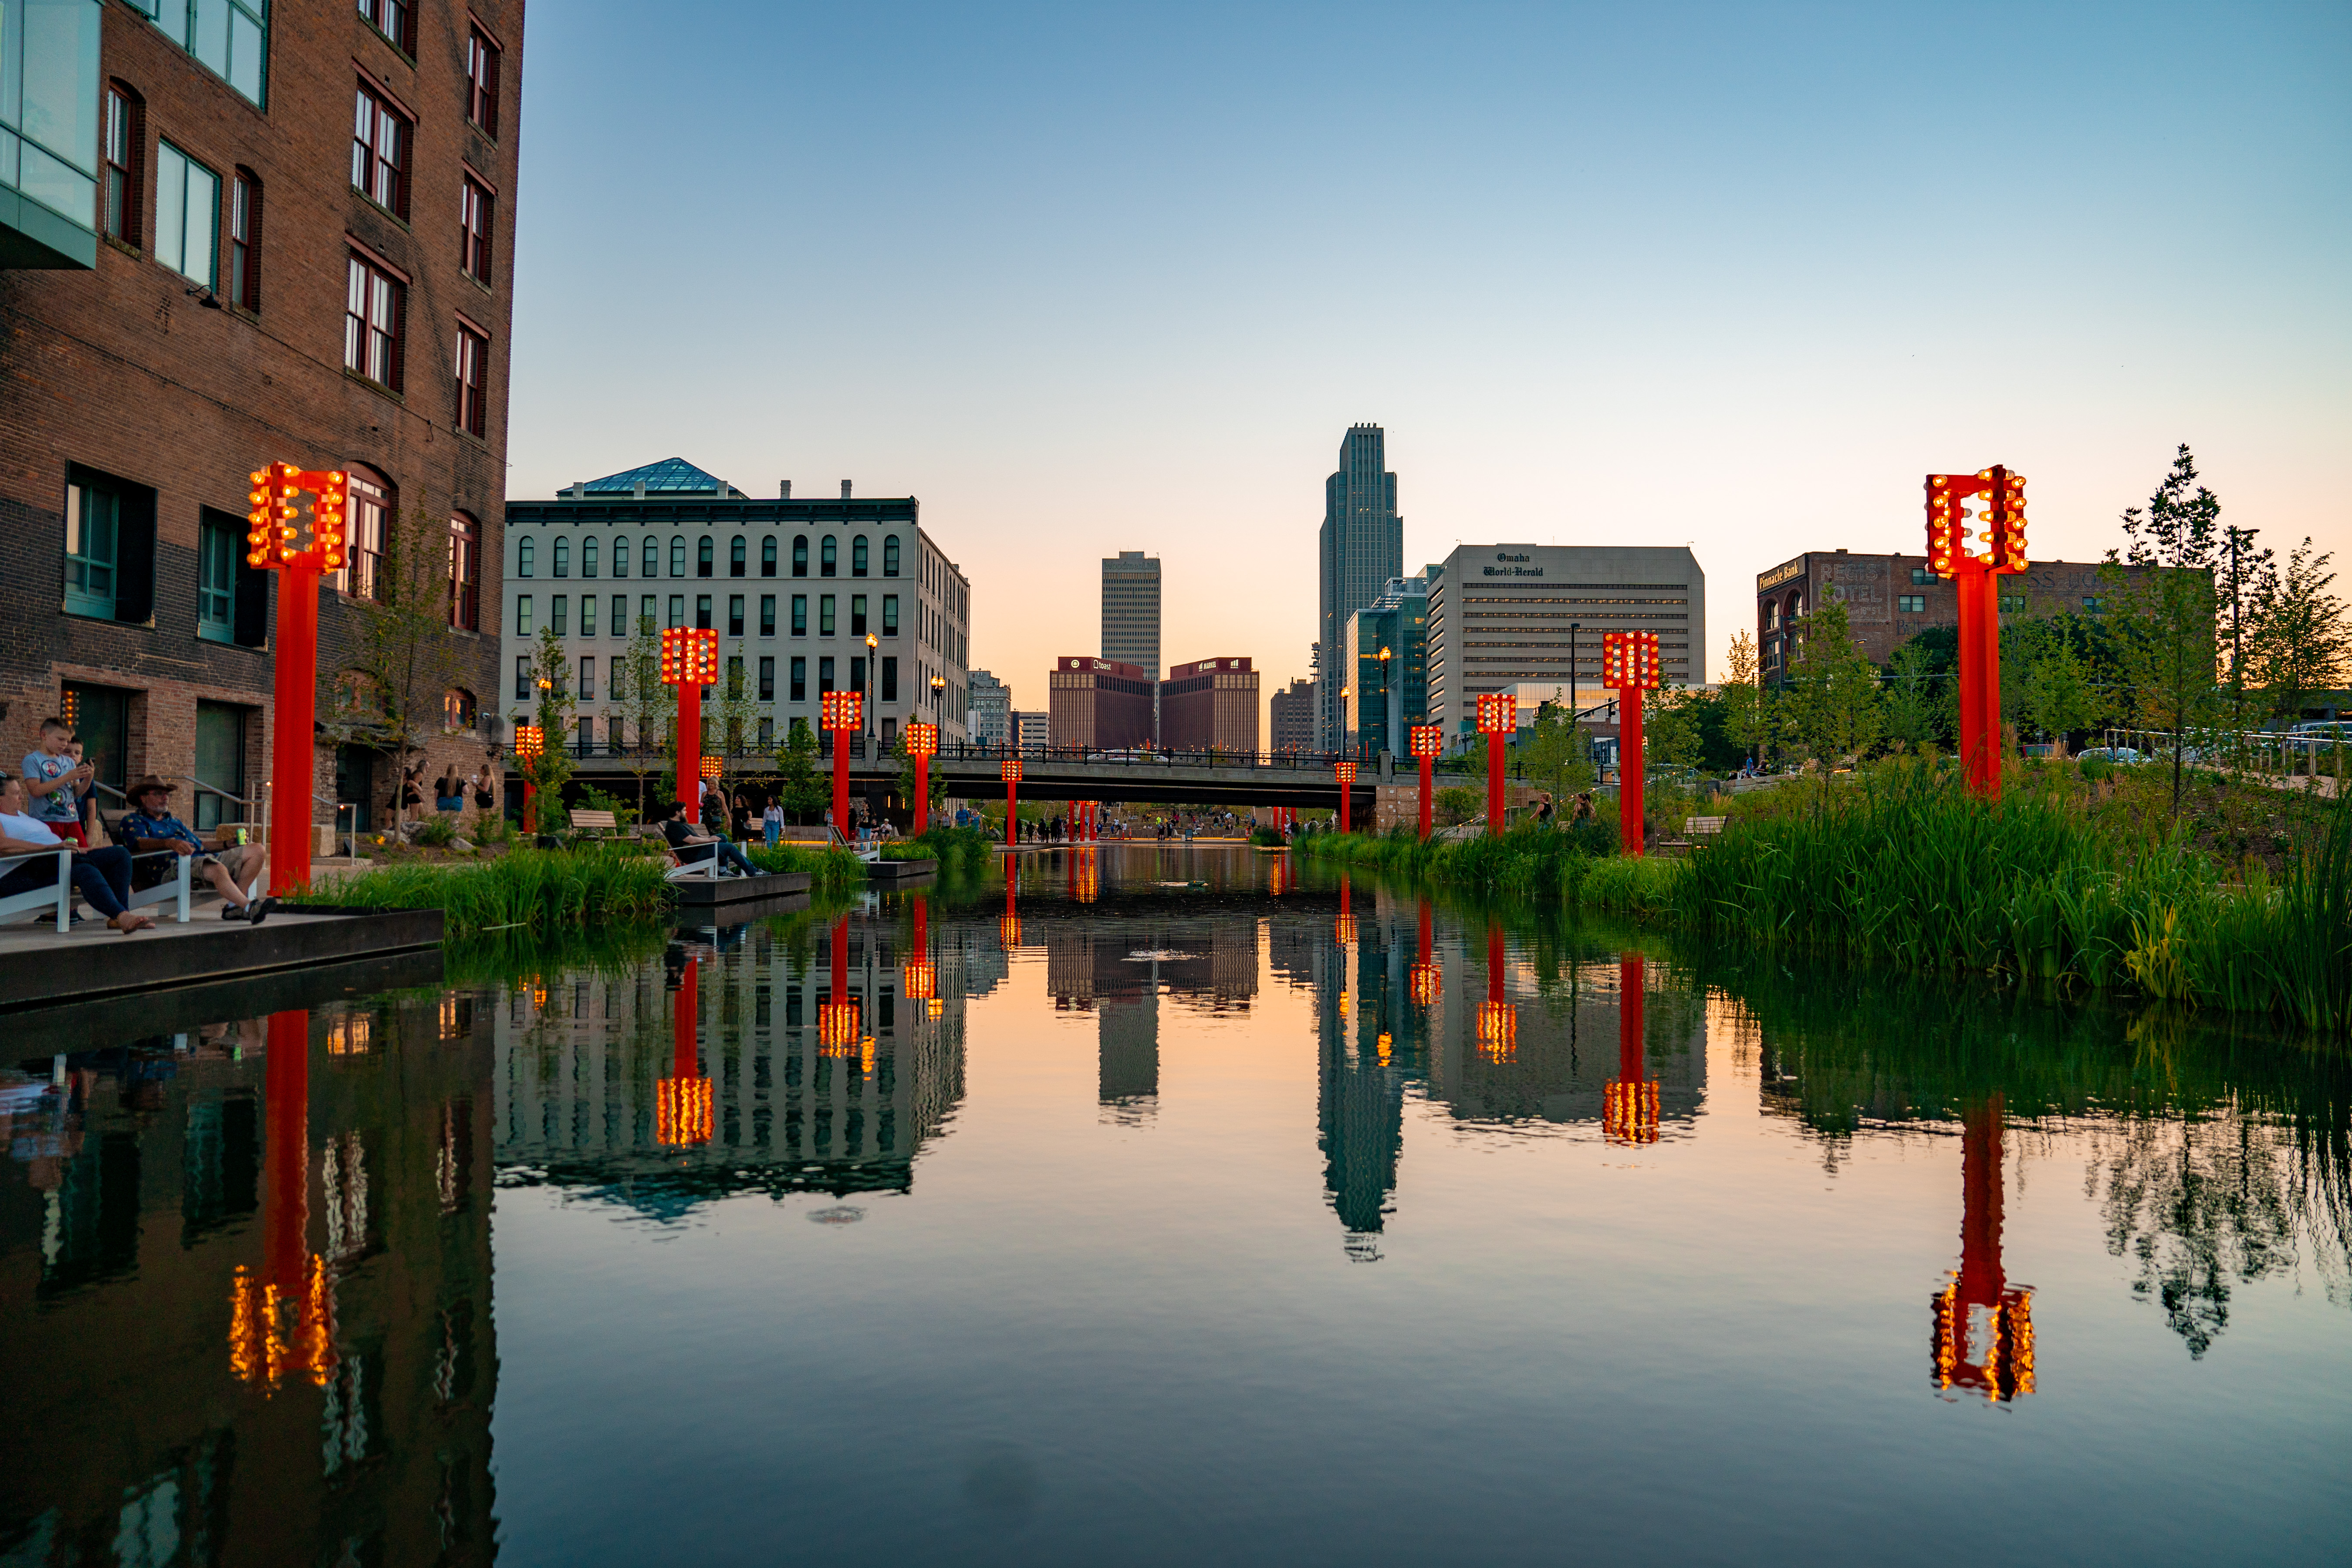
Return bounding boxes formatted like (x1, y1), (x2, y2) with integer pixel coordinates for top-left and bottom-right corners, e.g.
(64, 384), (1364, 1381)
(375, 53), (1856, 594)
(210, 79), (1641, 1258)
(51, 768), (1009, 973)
(1684, 816), (1727, 838)
(0, 848), (74, 933)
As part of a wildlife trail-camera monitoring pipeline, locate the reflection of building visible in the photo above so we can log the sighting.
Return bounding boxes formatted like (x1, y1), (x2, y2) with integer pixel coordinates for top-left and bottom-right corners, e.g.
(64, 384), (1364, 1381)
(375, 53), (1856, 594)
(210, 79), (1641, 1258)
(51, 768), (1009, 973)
(1098, 993), (1159, 1120)
(1308, 902), (1412, 1259)
(0, 996), (498, 1564)
(494, 918), (968, 1208)
(1048, 656), (1155, 750)
(1160, 657), (1260, 754)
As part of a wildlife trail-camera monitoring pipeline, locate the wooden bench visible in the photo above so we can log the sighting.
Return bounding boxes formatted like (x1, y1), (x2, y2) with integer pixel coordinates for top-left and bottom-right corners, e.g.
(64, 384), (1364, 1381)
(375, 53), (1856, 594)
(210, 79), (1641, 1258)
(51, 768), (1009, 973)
(570, 809), (619, 840)
(1684, 815), (1727, 838)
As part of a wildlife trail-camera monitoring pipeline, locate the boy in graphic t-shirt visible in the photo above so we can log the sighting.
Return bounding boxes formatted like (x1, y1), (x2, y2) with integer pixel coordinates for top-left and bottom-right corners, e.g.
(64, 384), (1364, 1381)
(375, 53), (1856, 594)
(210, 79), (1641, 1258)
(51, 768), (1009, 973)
(20, 716), (91, 846)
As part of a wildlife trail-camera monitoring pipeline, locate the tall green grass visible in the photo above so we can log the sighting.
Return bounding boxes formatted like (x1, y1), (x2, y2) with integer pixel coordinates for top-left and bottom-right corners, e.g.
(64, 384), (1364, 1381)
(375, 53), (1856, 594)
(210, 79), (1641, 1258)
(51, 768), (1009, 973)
(291, 846), (674, 936)
(743, 842), (865, 892)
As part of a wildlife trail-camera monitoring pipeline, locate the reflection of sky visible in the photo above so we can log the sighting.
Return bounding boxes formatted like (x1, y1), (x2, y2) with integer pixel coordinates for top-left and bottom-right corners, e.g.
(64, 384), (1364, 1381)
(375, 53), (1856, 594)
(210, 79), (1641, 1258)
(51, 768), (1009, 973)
(509, 3), (2350, 702)
(486, 860), (2352, 1565)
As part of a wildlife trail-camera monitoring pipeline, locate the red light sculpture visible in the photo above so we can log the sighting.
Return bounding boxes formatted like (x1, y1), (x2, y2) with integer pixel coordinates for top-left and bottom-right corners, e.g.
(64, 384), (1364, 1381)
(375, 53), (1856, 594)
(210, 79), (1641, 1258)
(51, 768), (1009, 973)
(906, 720), (939, 835)
(1603, 631), (1661, 859)
(818, 914), (861, 1057)
(512, 722), (543, 833)
(999, 757), (1023, 848)
(661, 627), (720, 817)
(821, 689), (863, 843)
(1926, 467), (2028, 798)
(1476, 694), (1516, 837)
(245, 463), (347, 892)
(1410, 724), (1442, 840)
(1335, 873), (1356, 946)
(1334, 759), (1358, 835)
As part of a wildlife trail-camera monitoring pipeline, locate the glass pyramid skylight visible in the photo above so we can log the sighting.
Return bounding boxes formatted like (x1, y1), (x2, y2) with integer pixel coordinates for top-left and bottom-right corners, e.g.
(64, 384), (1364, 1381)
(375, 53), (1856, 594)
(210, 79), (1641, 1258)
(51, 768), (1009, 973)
(581, 458), (732, 495)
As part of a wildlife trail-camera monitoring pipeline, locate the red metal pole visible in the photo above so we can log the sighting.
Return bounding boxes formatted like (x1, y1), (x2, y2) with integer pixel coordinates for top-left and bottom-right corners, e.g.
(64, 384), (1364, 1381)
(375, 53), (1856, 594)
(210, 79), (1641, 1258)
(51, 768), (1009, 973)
(913, 753), (929, 834)
(1418, 754), (1433, 839)
(676, 679), (703, 816)
(1418, 897), (1433, 963)
(1487, 918), (1506, 1000)
(1620, 685), (1645, 857)
(1486, 731), (1505, 836)
(831, 914), (849, 1019)
(267, 564), (319, 894)
(1978, 574), (2004, 797)
(264, 1009), (309, 1292)
(1338, 777), (1352, 835)
(831, 722), (851, 842)
(522, 781), (536, 835)
(1956, 571), (1986, 795)
(1004, 775), (1018, 846)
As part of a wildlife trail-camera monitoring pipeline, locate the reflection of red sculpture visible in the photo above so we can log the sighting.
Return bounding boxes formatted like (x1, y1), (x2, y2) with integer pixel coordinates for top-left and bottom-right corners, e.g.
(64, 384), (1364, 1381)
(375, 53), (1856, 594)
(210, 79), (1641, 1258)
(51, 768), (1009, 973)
(1335, 875), (1356, 947)
(1933, 1096), (2035, 1401)
(231, 1009), (337, 1389)
(818, 914), (861, 1056)
(1409, 898), (1440, 1006)
(904, 896), (940, 1018)
(1001, 870), (1021, 949)
(658, 957), (713, 1145)
(1604, 954), (1659, 1143)
(1476, 919), (1515, 1062)
(1926, 468), (2028, 798)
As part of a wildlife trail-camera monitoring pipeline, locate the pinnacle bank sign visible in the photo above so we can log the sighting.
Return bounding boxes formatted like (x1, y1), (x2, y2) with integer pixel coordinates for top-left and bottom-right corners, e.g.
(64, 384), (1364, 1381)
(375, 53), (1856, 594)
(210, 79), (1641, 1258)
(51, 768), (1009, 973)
(1484, 551), (1543, 578)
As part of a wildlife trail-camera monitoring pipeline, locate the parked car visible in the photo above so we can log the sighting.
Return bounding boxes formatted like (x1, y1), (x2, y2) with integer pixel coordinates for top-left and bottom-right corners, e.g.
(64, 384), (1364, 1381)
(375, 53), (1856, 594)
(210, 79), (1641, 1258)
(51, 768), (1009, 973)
(2076, 746), (2146, 765)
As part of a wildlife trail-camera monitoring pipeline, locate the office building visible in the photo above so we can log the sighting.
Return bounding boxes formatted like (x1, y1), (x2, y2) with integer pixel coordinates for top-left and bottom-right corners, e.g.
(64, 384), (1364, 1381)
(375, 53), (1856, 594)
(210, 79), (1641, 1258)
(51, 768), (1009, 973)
(1342, 574), (1431, 759)
(1270, 677), (1316, 754)
(1102, 550), (1162, 675)
(1047, 656), (1154, 750)
(1426, 546), (1707, 743)
(1015, 710), (1050, 751)
(1316, 424), (1403, 749)
(1756, 549), (2156, 683)
(3, 0), (524, 833)
(500, 459), (973, 767)
(1160, 657), (1260, 754)
(967, 669), (1012, 747)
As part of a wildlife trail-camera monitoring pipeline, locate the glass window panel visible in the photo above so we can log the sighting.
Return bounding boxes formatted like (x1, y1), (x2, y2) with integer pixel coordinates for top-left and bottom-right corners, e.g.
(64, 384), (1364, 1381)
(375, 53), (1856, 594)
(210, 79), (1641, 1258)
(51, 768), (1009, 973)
(228, 8), (263, 102)
(20, 0), (103, 176)
(193, 0), (229, 75)
(642, 536), (658, 576)
(154, 142), (188, 273)
(581, 537), (598, 578)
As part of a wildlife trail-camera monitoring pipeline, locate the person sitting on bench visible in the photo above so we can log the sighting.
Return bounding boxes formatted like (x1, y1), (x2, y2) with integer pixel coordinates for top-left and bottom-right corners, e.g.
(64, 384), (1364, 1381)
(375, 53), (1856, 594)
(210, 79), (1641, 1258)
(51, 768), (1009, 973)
(119, 776), (273, 923)
(0, 774), (152, 933)
(660, 798), (759, 878)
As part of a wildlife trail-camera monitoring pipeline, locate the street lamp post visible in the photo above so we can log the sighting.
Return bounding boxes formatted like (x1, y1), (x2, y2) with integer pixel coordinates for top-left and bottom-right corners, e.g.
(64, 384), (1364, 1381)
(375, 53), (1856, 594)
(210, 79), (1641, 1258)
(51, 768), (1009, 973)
(1410, 725), (1442, 840)
(821, 690), (862, 843)
(1568, 622), (1581, 714)
(1603, 631), (1660, 857)
(1475, 694), (1516, 837)
(244, 461), (347, 892)
(865, 633), (879, 749)
(1376, 647), (1394, 761)
(660, 627), (719, 816)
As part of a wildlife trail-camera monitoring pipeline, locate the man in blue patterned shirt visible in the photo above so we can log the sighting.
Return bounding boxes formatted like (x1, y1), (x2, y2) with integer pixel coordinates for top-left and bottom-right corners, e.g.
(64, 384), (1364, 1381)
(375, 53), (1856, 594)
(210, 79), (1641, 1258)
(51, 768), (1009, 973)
(120, 777), (273, 923)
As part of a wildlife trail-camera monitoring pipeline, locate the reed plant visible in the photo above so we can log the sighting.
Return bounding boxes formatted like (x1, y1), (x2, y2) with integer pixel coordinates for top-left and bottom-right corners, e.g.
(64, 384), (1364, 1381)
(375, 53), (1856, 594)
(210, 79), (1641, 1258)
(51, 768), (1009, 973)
(291, 845), (673, 936)
(743, 842), (865, 892)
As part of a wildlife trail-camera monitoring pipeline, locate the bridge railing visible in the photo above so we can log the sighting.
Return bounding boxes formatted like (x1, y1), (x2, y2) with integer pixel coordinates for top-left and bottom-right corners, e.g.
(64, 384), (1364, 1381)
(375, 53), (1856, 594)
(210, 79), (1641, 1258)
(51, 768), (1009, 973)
(940, 741), (1369, 771)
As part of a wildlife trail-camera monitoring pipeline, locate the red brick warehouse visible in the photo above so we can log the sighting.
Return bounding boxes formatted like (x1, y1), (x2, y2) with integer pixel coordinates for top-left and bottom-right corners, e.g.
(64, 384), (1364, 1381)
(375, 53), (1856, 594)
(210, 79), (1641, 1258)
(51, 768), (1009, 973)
(1, 0), (525, 836)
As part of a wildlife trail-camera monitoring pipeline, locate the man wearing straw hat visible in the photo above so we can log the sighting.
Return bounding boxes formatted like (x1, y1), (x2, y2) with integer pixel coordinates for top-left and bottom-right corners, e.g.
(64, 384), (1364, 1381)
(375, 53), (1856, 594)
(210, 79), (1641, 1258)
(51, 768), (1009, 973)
(118, 776), (273, 923)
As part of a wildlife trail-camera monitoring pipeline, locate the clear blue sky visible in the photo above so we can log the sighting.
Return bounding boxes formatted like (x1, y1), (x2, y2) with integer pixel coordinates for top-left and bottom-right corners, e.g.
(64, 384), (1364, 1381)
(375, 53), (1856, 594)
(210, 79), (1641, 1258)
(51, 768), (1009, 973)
(507, 1), (2350, 707)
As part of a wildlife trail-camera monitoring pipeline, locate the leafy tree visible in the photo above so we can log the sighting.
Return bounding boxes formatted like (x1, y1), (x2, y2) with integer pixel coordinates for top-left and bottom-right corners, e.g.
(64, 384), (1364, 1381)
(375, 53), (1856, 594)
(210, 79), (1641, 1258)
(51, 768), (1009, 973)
(2241, 537), (2347, 729)
(775, 717), (826, 822)
(1513, 699), (1596, 801)
(2017, 620), (2099, 751)
(2104, 444), (2224, 820)
(616, 612), (673, 816)
(1881, 638), (1944, 751)
(512, 625), (578, 829)
(320, 506), (468, 838)
(1720, 630), (1770, 767)
(1645, 687), (1705, 771)
(1782, 598), (1882, 767)
(717, 640), (759, 763)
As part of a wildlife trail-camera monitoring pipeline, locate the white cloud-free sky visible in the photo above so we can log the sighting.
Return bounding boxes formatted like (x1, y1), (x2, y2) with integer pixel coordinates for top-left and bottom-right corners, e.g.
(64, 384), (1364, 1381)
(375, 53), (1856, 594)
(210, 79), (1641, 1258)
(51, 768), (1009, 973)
(507, 1), (2350, 717)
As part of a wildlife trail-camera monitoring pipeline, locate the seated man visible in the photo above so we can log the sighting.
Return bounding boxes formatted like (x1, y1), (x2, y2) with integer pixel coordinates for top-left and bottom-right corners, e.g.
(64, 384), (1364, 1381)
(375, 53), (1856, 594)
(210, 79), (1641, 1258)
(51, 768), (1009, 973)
(0, 774), (152, 933)
(660, 798), (760, 878)
(118, 775), (273, 923)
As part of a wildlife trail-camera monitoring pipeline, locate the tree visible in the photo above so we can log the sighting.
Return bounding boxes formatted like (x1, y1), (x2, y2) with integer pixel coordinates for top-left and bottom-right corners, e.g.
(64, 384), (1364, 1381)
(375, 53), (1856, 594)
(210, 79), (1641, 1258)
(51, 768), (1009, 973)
(516, 625), (576, 827)
(2017, 620), (2099, 752)
(717, 640), (758, 763)
(2241, 537), (2347, 730)
(1721, 630), (1770, 767)
(1782, 598), (1882, 770)
(1881, 638), (1943, 752)
(321, 505), (465, 838)
(1645, 687), (1706, 771)
(775, 717), (826, 822)
(616, 612), (673, 816)
(2104, 444), (2224, 820)
(1513, 699), (1595, 801)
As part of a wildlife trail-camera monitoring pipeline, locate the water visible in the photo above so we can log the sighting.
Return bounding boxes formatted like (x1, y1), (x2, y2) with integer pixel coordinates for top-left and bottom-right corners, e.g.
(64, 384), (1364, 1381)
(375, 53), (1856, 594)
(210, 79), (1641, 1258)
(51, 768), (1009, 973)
(4, 846), (2347, 1566)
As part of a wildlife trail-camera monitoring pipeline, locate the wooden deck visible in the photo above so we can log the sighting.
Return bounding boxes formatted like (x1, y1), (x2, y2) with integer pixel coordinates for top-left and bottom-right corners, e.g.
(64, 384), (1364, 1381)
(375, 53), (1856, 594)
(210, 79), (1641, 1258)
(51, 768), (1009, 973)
(0, 902), (443, 1015)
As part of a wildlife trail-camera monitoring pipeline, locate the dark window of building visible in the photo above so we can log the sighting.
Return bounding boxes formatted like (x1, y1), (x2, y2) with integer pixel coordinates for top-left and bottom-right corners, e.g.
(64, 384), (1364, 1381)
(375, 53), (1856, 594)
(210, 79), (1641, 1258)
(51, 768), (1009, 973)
(455, 324), (489, 436)
(819, 595), (835, 636)
(667, 594), (683, 628)
(551, 536), (569, 578)
(761, 536), (777, 577)
(612, 594), (627, 637)
(153, 140), (219, 287)
(852, 536), (868, 577)
(792, 535), (808, 577)
(550, 595), (568, 636)
(883, 535), (900, 577)
(514, 656), (530, 699)
(444, 688), (476, 732)
(882, 595), (899, 636)
(696, 536), (713, 578)
(104, 84), (143, 246)
(758, 657), (775, 700)
(1897, 593), (1925, 613)
(63, 466), (155, 625)
(759, 595), (775, 636)
(2083, 596), (2103, 614)
(818, 656), (835, 693)
(821, 536), (836, 577)
(339, 471), (392, 601)
(695, 594), (712, 629)
(850, 595), (867, 637)
(669, 536), (686, 577)
(882, 657), (898, 702)
(730, 535), (746, 577)
(728, 595), (744, 636)
(642, 536), (660, 577)
(352, 81), (410, 217)
(229, 168), (260, 310)
(581, 536), (598, 578)
(514, 595), (531, 634)
(791, 595), (807, 636)
(579, 593), (596, 637)
(790, 657), (806, 701)
(577, 656), (595, 700)
(466, 25), (500, 135)
(358, 0), (415, 56)
(515, 536), (534, 578)
(197, 512), (239, 643)
(460, 176), (493, 282)
(849, 656), (865, 696)
(345, 253), (405, 388)
(1911, 567), (1936, 586)
(1999, 593), (2026, 614)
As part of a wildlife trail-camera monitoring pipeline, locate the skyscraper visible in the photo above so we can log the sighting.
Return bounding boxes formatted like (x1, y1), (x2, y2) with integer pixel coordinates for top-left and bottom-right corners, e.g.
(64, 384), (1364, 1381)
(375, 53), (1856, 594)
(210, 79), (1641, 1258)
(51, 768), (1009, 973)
(1102, 551), (1162, 676)
(1317, 425), (1404, 748)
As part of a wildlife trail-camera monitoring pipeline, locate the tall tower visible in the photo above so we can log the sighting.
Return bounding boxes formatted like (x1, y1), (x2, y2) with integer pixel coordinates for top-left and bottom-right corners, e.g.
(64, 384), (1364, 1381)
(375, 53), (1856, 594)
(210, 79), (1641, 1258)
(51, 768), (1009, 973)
(1317, 425), (1403, 749)
(1102, 550), (1162, 737)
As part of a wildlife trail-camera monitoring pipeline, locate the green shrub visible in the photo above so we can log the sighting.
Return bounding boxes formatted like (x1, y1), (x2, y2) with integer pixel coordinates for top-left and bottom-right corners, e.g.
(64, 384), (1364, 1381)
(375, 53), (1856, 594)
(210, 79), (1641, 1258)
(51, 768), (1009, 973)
(413, 814), (457, 848)
(289, 845), (671, 936)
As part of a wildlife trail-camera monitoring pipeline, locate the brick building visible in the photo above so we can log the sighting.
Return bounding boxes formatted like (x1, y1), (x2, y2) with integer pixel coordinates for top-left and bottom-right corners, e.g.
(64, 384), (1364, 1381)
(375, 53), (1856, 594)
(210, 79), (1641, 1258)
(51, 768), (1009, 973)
(1756, 550), (2154, 680)
(1159, 656), (1258, 754)
(1, 0), (522, 837)
(1047, 656), (1152, 750)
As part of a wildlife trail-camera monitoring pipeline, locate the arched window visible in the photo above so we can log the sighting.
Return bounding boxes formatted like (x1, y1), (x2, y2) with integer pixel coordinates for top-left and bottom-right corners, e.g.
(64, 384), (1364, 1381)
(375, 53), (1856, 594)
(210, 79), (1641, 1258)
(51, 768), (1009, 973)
(552, 536), (570, 577)
(792, 535), (808, 577)
(581, 536), (598, 578)
(696, 535), (713, 577)
(515, 535), (534, 578)
(730, 535), (746, 577)
(642, 535), (659, 577)
(852, 536), (868, 577)
(448, 512), (480, 630)
(339, 468), (393, 601)
(669, 536), (686, 577)
(761, 536), (777, 576)
(612, 532), (629, 577)
(883, 534), (900, 577)
(821, 535), (837, 577)
(443, 688), (477, 730)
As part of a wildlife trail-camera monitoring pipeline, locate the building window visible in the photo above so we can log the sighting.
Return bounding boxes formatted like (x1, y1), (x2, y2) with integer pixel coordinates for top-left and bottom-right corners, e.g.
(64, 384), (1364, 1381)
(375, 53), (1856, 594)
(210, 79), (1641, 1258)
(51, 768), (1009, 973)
(577, 715), (594, 751)
(757, 717), (773, 750)
(1911, 567), (1936, 586)
(516, 536), (534, 577)
(550, 595), (567, 636)
(444, 688), (476, 730)
(667, 594), (683, 629)
(849, 656), (865, 696)
(130, 0), (267, 104)
(1998, 593), (2026, 614)
(581, 537), (598, 578)
(64, 480), (121, 620)
(449, 513), (480, 629)
(883, 535), (900, 577)
(466, 25), (501, 134)
(695, 536), (713, 578)
(455, 324), (489, 436)
(514, 596), (531, 635)
(357, 0), (415, 56)
(102, 84), (145, 246)
(759, 595), (775, 637)
(850, 595), (867, 637)
(639, 594), (656, 631)
(818, 656), (835, 693)
(761, 537), (777, 577)
(790, 658), (806, 701)
(882, 657), (898, 702)
(514, 656), (530, 699)
(852, 536), (868, 577)
(551, 537), (569, 578)
(728, 595), (744, 637)
(819, 595), (835, 636)
(1897, 594), (1926, 613)
(820, 536), (836, 577)
(611, 594), (627, 637)
(695, 594), (712, 630)
(153, 141), (219, 287)
(758, 657), (775, 700)
(669, 536), (686, 577)
(728, 536), (746, 577)
(637, 536), (656, 577)
(228, 169), (260, 308)
(460, 176), (493, 282)
(791, 595), (807, 636)
(882, 595), (899, 636)
(340, 471), (389, 601)
(577, 657), (595, 701)
(351, 83), (410, 217)
(345, 253), (405, 389)
(792, 536), (808, 577)
(579, 594), (597, 637)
